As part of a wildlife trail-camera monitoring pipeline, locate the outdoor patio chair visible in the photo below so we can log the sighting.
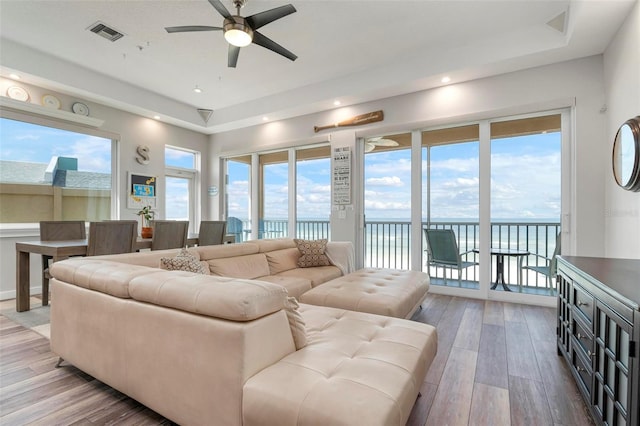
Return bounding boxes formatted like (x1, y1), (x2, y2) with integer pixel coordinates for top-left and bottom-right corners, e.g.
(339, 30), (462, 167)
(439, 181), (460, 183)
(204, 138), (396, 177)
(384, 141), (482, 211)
(522, 233), (561, 288)
(151, 220), (189, 250)
(86, 221), (138, 256)
(424, 228), (478, 286)
(39, 220), (86, 305)
(198, 221), (227, 246)
(227, 217), (244, 243)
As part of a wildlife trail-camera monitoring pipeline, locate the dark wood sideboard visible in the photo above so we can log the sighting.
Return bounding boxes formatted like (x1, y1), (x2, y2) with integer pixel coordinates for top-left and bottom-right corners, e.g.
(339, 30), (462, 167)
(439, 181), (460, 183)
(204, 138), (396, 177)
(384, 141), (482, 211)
(557, 256), (640, 426)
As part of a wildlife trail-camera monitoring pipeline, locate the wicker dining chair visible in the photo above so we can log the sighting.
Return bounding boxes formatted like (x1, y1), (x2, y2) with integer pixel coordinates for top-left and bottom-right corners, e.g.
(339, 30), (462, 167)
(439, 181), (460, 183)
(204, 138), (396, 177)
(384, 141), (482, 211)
(86, 221), (138, 256)
(151, 220), (189, 250)
(198, 221), (227, 246)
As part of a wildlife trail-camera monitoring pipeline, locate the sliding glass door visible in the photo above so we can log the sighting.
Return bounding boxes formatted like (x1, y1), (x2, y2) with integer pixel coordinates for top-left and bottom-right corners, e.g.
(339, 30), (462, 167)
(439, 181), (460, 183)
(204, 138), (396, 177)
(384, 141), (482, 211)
(422, 125), (480, 288)
(490, 114), (562, 296)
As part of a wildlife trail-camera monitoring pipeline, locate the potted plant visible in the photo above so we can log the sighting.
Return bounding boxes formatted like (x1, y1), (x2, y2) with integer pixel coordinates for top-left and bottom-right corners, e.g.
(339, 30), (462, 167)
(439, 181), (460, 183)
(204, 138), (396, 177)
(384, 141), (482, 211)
(137, 205), (154, 238)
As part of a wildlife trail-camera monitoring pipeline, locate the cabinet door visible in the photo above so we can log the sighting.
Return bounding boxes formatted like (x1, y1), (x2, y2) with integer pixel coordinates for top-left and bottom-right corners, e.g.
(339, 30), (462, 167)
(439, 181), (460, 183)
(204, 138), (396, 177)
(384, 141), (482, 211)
(557, 273), (572, 355)
(593, 301), (633, 426)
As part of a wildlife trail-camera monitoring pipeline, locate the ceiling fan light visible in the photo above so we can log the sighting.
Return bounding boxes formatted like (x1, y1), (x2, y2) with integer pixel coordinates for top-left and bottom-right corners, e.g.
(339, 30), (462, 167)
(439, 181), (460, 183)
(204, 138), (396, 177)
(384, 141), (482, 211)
(224, 17), (253, 47)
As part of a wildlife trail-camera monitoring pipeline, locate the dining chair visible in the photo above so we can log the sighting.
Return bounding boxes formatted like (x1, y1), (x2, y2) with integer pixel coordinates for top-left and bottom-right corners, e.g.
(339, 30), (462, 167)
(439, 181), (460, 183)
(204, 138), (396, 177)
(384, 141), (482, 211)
(424, 228), (478, 286)
(39, 220), (86, 305)
(86, 221), (138, 256)
(151, 220), (189, 250)
(198, 221), (227, 246)
(522, 233), (561, 288)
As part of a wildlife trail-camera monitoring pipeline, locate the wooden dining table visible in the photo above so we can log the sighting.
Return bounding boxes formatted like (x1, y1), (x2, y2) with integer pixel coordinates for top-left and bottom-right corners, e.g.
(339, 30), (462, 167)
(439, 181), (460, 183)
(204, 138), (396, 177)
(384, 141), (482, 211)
(15, 234), (234, 312)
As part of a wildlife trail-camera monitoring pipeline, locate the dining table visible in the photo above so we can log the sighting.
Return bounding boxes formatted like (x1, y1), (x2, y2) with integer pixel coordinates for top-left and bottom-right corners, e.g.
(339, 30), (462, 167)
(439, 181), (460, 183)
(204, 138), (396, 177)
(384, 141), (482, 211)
(15, 234), (235, 312)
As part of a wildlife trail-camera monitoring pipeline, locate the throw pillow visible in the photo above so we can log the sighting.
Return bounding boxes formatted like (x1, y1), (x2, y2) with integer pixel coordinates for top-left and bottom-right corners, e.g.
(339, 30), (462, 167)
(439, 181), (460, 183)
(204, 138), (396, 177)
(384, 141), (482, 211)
(160, 247), (209, 275)
(294, 239), (331, 268)
(284, 296), (307, 349)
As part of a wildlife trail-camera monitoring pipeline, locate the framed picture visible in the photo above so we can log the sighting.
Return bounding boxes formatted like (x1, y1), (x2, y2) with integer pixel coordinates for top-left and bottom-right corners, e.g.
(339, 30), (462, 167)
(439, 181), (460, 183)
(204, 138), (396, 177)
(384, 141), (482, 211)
(127, 172), (157, 209)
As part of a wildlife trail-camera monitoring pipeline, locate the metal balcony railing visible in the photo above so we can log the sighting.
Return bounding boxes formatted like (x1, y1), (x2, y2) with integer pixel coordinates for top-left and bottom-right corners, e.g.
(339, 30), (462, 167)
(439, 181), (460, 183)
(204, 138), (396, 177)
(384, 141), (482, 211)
(258, 219), (560, 293)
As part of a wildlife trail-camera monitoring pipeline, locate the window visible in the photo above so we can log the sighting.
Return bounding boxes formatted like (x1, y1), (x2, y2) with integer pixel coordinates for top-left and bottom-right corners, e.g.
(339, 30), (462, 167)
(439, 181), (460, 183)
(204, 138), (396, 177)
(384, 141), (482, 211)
(422, 125), (480, 287)
(490, 114), (561, 295)
(165, 146), (199, 231)
(364, 133), (412, 269)
(260, 151), (288, 238)
(225, 156), (251, 242)
(296, 146), (331, 239)
(0, 117), (114, 223)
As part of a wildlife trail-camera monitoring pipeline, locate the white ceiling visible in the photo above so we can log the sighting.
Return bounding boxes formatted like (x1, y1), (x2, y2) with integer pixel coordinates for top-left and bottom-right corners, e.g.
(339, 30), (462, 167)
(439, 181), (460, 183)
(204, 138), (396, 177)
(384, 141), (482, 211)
(0, 0), (635, 134)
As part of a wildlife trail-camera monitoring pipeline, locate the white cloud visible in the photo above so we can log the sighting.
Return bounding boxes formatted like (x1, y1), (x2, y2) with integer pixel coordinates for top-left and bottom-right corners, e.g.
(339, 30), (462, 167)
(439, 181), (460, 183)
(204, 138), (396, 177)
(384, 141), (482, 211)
(366, 176), (404, 187)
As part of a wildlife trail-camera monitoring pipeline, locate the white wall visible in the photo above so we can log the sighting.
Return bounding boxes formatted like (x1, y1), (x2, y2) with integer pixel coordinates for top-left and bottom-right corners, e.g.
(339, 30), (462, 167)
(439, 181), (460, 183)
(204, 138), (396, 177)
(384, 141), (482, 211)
(603, 0), (640, 259)
(0, 79), (209, 300)
(211, 56), (608, 258)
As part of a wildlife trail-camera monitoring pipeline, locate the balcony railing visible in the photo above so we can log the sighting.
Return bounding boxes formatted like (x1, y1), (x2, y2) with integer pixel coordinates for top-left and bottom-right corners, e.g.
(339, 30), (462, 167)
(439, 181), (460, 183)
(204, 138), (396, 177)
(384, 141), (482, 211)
(258, 219), (560, 294)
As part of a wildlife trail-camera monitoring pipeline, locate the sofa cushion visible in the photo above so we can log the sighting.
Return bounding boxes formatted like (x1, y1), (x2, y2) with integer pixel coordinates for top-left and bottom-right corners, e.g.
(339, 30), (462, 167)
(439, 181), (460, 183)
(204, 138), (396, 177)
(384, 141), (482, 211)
(160, 248), (209, 275)
(207, 253), (270, 279)
(129, 272), (288, 321)
(195, 243), (259, 260)
(265, 248), (300, 274)
(50, 259), (156, 298)
(276, 265), (342, 287)
(294, 239), (331, 267)
(243, 304), (437, 426)
(254, 275), (312, 300)
(284, 297), (307, 349)
(300, 268), (430, 319)
(246, 238), (297, 253)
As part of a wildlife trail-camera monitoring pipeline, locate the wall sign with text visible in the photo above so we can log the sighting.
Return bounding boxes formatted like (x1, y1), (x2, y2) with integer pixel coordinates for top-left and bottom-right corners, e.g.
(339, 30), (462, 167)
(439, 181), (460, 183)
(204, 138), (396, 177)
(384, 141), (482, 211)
(333, 147), (351, 205)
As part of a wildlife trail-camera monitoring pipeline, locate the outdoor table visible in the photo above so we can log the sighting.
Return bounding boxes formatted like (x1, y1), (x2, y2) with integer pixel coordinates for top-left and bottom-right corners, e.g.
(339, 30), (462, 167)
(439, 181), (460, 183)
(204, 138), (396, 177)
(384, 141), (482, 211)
(473, 247), (529, 291)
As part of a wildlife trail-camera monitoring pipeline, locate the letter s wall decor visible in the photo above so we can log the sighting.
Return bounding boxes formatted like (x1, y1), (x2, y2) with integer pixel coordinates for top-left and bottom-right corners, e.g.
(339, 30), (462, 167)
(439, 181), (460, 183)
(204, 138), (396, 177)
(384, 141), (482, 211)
(135, 145), (150, 165)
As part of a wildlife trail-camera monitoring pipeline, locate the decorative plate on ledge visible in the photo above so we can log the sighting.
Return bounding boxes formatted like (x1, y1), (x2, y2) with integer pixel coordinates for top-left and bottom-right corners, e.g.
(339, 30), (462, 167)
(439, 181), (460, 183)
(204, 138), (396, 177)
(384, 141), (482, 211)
(6, 86), (30, 102)
(42, 94), (61, 109)
(72, 102), (89, 116)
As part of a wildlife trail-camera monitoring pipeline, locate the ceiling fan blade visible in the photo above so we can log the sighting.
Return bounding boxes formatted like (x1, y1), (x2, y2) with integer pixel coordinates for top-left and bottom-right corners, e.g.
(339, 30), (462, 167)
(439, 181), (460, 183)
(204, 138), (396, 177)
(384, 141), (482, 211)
(246, 4), (296, 30)
(165, 25), (222, 33)
(252, 31), (297, 62)
(369, 138), (399, 147)
(207, 0), (231, 19)
(228, 44), (240, 68)
(365, 142), (375, 153)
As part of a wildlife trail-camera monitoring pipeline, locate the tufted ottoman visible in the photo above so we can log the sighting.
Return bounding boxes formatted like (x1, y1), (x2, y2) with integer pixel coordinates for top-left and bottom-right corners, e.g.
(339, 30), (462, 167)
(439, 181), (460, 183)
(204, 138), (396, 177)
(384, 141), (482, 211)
(243, 304), (438, 426)
(299, 268), (429, 319)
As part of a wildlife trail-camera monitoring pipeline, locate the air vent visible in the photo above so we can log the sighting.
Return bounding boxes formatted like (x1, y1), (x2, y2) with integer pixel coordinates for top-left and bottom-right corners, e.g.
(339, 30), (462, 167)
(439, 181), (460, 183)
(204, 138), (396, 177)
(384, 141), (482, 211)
(546, 10), (567, 34)
(88, 21), (124, 42)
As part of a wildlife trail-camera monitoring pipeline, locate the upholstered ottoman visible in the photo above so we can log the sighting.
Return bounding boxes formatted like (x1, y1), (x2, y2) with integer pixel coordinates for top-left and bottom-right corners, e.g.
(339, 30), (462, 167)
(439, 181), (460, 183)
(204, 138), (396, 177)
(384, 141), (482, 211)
(299, 268), (429, 319)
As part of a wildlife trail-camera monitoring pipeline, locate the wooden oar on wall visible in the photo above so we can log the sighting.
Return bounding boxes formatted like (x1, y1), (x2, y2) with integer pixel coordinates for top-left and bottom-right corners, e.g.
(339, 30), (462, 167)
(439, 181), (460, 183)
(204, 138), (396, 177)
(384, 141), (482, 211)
(314, 110), (383, 133)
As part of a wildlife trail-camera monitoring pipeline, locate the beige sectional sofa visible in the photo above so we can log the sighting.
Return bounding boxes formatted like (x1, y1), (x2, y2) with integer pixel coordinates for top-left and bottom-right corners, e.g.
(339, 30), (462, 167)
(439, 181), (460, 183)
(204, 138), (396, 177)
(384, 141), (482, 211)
(49, 238), (437, 425)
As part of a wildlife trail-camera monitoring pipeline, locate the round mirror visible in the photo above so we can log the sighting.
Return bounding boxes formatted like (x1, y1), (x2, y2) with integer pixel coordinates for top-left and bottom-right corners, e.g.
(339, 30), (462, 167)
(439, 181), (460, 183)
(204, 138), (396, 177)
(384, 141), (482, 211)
(612, 116), (640, 192)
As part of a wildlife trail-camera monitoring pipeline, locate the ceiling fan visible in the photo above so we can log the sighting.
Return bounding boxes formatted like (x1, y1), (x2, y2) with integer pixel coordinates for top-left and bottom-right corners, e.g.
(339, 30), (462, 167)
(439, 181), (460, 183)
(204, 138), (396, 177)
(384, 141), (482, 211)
(165, 0), (297, 68)
(365, 137), (399, 152)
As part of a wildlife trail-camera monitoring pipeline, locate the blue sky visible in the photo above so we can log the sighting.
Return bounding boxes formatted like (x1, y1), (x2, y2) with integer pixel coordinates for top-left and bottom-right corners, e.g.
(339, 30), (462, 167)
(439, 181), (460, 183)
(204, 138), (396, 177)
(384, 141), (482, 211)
(1, 117), (561, 222)
(228, 132), (561, 221)
(1, 118), (111, 172)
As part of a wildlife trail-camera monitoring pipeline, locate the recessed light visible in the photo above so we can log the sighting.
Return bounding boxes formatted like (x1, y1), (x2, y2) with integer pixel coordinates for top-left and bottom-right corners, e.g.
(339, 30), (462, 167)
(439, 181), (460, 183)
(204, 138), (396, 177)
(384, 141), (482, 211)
(441, 76), (451, 83)
(333, 100), (341, 106)
(9, 73), (21, 80)
(193, 85), (202, 93)
(262, 116), (269, 121)
(153, 115), (161, 120)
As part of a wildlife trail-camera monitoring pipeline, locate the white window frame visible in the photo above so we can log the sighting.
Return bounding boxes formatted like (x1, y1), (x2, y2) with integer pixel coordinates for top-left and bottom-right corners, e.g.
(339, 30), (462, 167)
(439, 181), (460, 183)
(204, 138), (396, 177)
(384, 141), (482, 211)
(165, 145), (201, 233)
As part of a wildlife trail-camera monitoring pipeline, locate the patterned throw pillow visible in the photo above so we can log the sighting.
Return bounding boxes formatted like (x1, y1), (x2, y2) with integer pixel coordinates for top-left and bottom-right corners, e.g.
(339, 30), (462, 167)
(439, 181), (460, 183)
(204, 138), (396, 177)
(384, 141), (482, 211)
(294, 239), (331, 268)
(160, 248), (209, 275)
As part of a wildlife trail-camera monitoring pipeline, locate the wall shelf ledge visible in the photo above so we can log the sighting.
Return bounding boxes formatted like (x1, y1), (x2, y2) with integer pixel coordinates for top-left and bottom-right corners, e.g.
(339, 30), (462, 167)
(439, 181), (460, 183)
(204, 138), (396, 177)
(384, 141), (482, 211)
(0, 96), (104, 128)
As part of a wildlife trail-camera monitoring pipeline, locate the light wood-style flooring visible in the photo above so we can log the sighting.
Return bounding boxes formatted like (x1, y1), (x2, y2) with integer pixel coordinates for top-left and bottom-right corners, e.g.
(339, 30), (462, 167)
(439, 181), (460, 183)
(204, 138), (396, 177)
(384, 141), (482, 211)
(1, 294), (594, 425)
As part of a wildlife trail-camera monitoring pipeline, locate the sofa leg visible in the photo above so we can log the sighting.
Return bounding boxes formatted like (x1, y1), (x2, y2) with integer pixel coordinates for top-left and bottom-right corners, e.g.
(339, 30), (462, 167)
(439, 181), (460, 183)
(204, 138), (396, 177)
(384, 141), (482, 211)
(55, 357), (65, 368)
